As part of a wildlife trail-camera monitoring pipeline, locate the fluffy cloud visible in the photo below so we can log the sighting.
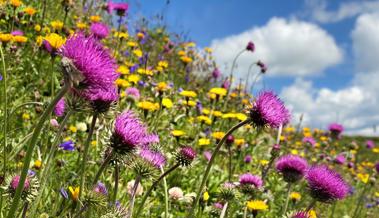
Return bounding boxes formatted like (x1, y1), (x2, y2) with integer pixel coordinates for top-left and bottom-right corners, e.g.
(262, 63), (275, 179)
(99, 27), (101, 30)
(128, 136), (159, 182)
(306, 0), (379, 23)
(280, 12), (379, 135)
(210, 17), (342, 81)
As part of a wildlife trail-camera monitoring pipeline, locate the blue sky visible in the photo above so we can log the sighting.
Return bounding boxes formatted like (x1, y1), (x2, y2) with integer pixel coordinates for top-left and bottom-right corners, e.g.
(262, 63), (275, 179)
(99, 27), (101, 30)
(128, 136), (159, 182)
(121, 0), (379, 135)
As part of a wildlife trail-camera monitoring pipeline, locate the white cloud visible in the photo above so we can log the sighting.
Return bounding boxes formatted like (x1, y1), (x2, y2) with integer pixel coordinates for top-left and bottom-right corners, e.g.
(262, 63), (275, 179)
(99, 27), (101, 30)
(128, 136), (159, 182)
(279, 12), (379, 135)
(306, 0), (379, 23)
(210, 17), (343, 82)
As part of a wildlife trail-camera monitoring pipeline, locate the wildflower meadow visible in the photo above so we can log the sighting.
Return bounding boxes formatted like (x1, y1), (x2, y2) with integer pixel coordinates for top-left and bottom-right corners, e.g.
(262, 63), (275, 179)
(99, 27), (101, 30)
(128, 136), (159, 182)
(0, 1), (379, 218)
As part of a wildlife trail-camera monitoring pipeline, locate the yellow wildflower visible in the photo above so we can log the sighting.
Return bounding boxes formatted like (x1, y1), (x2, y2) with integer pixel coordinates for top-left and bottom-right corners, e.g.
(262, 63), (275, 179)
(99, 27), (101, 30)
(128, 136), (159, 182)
(127, 74), (140, 84)
(197, 116), (212, 125)
(137, 101), (159, 111)
(235, 139), (245, 146)
(260, 159), (269, 166)
(36, 36), (43, 46)
(156, 82), (168, 91)
(68, 186), (80, 201)
(127, 41), (137, 47)
(51, 20), (64, 30)
(137, 32), (145, 39)
(34, 24), (41, 32)
(117, 65), (130, 75)
(12, 36), (27, 43)
(90, 15), (101, 22)
(69, 125), (77, 133)
(76, 22), (87, 30)
(357, 173), (369, 183)
(22, 113), (30, 120)
(10, 0), (22, 7)
(180, 90), (197, 98)
(212, 132), (225, 140)
(24, 7), (37, 16)
(133, 49), (143, 58)
(0, 33), (13, 42)
(180, 56), (193, 64)
(44, 33), (65, 49)
(137, 68), (153, 75)
(235, 113), (247, 121)
(203, 191), (209, 201)
(171, 130), (185, 137)
(209, 87), (227, 97)
(34, 160), (42, 169)
(246, 200), (268, 211)
(290, 192), (301, 201)
(115, 78), (130, 88)
(198, 138), (210, 146)
(162, 98), (173, 109)
(213, 111), (223, 117)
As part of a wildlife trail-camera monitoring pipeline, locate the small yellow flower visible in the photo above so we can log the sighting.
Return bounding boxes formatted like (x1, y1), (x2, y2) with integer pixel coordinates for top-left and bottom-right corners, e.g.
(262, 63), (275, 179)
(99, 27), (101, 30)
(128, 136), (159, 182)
(222, 113), (236, 119)
(204, 47), (212, 53)
(246, 200), (268, 211)
(235, 113), (247, 121)
(117, 65), (130, 75)
(212, 132), (225, 140)
(180, 90), (197, 98)
(198, 138), (210, 146)
(171, 130), (185, 137)
(24, 7), (37, 16)
(34, 160), (42, 169)
(137, 101), (159, 111)
(34, 24), (41, 32)
(22, 113), (30, 120)
(10, 0), (22, 7)
(373, 148), (379, 153)
(44, 33), (66, 50)
(69, 125), (77, 133)
(183, 100), (196, 107)
(177, 50), (186, 56)
(12, 36), (27, 43)
(202, 108), (210, 115)
(357, 173), (369, 184)
(156, 82), (168, 92)
(0, 33), (13, 42)
(127, 41), (137, 47)
(290, 192), (301, 201)
(213, 111), (223, 117)
(68, 186), (80, 201)
(209, 87), (227, 97)
(137, 32), (145, 39)
(128, 74), (140, 84)
(51, 20), (64, 30)
(203, 191), (209, 201)
(90, 15), (101, 22)
(36, 36), (43, 46)
(76, 22), (87, 30)
(197, 115), (212, 125)
(91, 140), (97, 147)
(133, 49), (143, 58)
(115, 78), (130, 88)
(260, 159), (269, 166)
(309, 209), (317, 218)
(235, 139), (245, 146)
(320, 136), (328, 142)
(291, 149), (299, 155)
(180, 56), (193, 64)
(137, 68), (153, 75)
(158, 60), (168, 69)
(162, 98), (173, 109)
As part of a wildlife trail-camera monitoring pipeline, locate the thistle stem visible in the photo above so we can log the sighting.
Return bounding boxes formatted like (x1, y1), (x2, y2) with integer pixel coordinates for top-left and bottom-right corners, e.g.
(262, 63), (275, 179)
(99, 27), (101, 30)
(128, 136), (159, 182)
(78, 112), (98, 201)
(92, 150), (114, 185)
(282, 182), (292, 216)
(188, 119), (251, 217)
(352, 182), (371, 218)
(135, 163), (180, 217)
(6, 82), (71, 218)
(21, 202), (28, 218)
(228, 146), (232, 181)
(1, 43), (8, 181)
(161, 166), (169, 218)
(220, 202), (228, 218)
(113, 163), (120, 204)
(128, 175), (142, 218)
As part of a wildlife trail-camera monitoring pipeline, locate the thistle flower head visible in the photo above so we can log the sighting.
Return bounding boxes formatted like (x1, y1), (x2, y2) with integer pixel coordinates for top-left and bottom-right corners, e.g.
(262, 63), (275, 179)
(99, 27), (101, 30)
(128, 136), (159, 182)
(59, 33), (119, 104)
(246, 41), (255, 52)
(3, 174), (39, 203)
(247, 91), (290, 128)
(111, 111), (147, 154)
(139, 149), (166, 169)
(302, 137), (316, 146)
(176, 146), (197, 166)
(54, 98), (65, 117)
(239, 173), (262, 194)
(10, 175), (30, 191)
(275, 154), (308, 183)
(305, 165), (349, 203)
(90, 22), (110, 39)
(328, 123), (344, 135)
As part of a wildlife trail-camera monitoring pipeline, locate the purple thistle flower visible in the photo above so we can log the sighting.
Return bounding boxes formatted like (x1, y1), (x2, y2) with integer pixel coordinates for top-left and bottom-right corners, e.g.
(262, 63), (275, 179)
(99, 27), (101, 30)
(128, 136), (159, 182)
(112, 111), (147, 153)
(328, 123), (344, 136)
(256, 60), (267, 73)
(87, 86), (119, 113)
(11, 30), (24, 36)
(334, 154), (346, 165)
(291, 211), (310, 218)
(244, 155), (252, 163)
(90, 22), (110, 40)
(59, 33), (119, 104)
(375, 162), (379, 173)
(60, 140), (75, 151)
(140, 134), (160, 148)
(54, 98), (65, 117)
(212, 68), (221, 79)
(10, 175), (30, 191)
(239, 173), (262, 188)
(125, 87), (140, 100)
(305, 165), (349, 203)
(176, 146), (197, 166)
(275, 154), (308, 183)
(139, 149), (166, 169)
(246, 41), (255, 52)
(213, 202), (224, 209)
(222, 79), (230, 89)
(366, 140), (375, 149)
(248, 91), (290, 128)
(94, 182), (108, 195)
(302, 137), (316, 146)
(106, 1), (128, 16)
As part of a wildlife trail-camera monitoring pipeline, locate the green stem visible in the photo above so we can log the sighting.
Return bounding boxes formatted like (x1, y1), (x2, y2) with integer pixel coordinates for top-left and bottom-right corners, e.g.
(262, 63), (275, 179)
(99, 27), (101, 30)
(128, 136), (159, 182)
(135, 163), (180, 217)
(92, 150), (114, 185)
(188, 119), (250, 217)
(29, 109), (73, 217)
(330, 202), (336, 218)
(1, 44), (8, 213)
(6, 83), (71, 218)
(113, 163), (120, 204)
(51, 57), (56, 97)
(282, 182), (292, 216)
(228, 146), (232, 181)
(128, 175), (142, 218)
(161, 167), (169, 218)
(352, 182), (370, 218)
(78, 113), (98, 201)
